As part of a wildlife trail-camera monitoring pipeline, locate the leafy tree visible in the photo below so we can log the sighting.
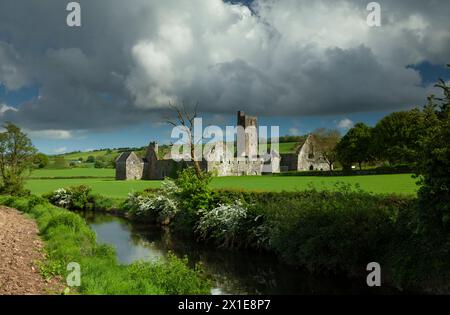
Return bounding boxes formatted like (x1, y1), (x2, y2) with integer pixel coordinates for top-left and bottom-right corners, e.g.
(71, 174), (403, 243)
(312, 128), (341, 171)
(33, 153), (49, 169)
(0, 123), (37, 194)
(86, 155), (95, 163)
(336, 123), (373, 170)
(415, 68), (450, 230)
(94, 160), (105, 168)
(372, 109), (424, 165)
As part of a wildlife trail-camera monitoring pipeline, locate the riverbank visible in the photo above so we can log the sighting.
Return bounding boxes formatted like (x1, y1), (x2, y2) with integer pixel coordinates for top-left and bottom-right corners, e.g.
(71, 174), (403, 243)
(0, 195), (211, 295)
(39, 166), (450, 294)
(0, 206), (62, 294)
(82, 211), (403, 294)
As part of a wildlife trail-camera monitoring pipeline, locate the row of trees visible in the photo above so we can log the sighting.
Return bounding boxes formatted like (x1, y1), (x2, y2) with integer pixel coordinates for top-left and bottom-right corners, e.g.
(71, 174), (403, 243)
(335, 107), (435, 171)
(310, 105), (440, 172)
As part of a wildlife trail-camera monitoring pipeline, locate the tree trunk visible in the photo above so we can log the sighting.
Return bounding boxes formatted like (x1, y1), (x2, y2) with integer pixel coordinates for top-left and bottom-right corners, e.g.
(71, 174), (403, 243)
(359, 162), (362, 170)
(190, 142), (203, 178)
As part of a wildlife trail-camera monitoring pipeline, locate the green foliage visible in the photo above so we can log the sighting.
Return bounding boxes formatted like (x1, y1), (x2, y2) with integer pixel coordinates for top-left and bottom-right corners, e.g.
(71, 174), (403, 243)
(312, 128), (341, 170)
(0, 122), (37, 194)
(33, 153), (50, 169)
(372, 109), (425, 165)
(46, 185), (94, 210)
(196, 200), (253, 248)
(278, 135), (307, 143)
(0, 195), (211, 295)
(415, 69), (450, 231)
(174, 167), (214, 215)
(125, 182), (179, 224)
(336, 123), (373, 170)
(86, 155), (95, 163)
(128, 254), (210, 294)
(93, 155), (115, 169)
(53, 156), (68, 169)
(257, 185), (399, 274)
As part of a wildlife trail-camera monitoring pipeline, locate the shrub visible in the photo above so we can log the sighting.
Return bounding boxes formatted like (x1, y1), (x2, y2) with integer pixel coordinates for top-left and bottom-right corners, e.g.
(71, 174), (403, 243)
(126, 179), (180, 224)
(196, 201), (249, 248)
(126, 191), (178, 224)
(174, 167), (214, 215)
(254, 185), (400, 276)
(46, 185), (94, 211)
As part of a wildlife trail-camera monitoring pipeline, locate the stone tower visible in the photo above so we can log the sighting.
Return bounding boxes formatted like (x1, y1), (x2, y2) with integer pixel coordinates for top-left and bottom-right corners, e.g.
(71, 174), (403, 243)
(146, 141), (159, 161)
(143, 141), (159, 179)
(237, 111), (258, 158)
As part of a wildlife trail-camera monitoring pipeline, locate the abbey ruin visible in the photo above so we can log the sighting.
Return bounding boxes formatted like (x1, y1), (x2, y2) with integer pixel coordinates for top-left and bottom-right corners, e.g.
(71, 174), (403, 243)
(116, 111), (329, 180)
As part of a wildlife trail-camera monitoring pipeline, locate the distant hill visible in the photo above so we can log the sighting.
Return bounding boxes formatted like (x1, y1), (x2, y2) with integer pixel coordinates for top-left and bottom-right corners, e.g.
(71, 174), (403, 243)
(48, 140), (301, 168)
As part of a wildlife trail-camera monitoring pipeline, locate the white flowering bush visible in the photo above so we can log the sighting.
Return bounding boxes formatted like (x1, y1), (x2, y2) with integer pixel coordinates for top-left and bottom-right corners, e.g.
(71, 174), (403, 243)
(195, 201), (249, 248)
(126, 178), (180, 224)
(50, 188), (72, 208)
(46, 185), (93, 210)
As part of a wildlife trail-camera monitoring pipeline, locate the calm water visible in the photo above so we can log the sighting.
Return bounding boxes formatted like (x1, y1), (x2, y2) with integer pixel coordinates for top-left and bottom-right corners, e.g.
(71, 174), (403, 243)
(81, 212), (398, 295)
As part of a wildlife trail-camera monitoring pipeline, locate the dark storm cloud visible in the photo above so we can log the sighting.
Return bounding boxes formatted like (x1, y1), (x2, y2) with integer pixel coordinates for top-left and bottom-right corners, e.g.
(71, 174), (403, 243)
(0, 0), (449, 134)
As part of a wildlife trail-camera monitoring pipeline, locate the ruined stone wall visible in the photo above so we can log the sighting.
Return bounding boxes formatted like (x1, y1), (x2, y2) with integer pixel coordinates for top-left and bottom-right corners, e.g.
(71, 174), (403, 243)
(115, 162), (127, 180)
(280, 153), (298, 171)
(297, 136), (330, 171)
(208, 159), (264, 176)
(264, 153), (280, 173)
(116, 160), (144, 180)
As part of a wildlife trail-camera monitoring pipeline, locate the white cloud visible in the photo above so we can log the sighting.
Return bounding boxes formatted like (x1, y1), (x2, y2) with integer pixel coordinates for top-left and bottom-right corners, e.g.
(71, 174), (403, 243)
(52, 147), (67, 154)
(288, 127), (300, 136)
(337, 118), (354, 130)
(0, 103), (18, 115)
(27, 129), (73, 140)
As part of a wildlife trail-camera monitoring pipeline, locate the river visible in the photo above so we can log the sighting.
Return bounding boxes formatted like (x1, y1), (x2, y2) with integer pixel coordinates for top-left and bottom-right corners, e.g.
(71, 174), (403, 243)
(80, 212), (399, 295)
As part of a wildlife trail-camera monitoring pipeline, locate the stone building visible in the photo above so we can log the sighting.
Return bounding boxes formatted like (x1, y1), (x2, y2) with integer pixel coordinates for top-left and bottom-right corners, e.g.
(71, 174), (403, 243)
(280, 134), (330, 172)
(115, 151), (144, 180)
(115, 111), (280, 180)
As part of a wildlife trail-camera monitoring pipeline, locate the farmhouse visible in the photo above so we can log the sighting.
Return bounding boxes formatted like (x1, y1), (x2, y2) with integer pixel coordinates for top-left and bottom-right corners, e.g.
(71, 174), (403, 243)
(116, 111), (280, 180)
(280, 134), (330, 172)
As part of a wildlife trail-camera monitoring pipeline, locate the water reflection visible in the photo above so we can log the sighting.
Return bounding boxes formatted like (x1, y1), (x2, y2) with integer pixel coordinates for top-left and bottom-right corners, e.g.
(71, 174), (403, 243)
(81, 212), (398, 295)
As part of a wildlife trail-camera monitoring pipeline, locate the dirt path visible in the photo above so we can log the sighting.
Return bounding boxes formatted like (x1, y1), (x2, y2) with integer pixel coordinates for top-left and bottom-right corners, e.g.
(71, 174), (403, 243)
(0, 206), (61, 295)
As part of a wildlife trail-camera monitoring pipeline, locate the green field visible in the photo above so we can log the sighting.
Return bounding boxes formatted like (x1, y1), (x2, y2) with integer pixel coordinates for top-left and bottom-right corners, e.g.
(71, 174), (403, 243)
(25, 169), (418, 198)
(30, 168), (115, 178)
(57, 149), (120, 161)
(268, 142), (299, 153)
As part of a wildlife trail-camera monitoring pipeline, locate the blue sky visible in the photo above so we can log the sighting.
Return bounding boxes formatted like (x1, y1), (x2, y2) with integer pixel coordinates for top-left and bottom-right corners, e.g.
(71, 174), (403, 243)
(0, 0), (449, 155)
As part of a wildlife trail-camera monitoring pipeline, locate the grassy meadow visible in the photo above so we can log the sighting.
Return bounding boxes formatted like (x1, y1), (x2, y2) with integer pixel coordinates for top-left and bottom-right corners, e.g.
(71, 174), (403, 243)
(26, 168), (418, 198)
(30, 168), (115, 178)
